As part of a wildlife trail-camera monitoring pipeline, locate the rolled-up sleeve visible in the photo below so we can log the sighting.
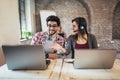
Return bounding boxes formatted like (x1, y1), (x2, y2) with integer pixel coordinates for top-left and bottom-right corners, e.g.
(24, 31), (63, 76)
(31, 32), (45, 45)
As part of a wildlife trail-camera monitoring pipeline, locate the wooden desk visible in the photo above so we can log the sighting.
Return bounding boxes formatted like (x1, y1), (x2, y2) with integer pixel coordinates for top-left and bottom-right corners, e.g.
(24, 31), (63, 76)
(60, 59), (120, 80)
(0, 59), (120, 80)
(0, 59), (63, 80)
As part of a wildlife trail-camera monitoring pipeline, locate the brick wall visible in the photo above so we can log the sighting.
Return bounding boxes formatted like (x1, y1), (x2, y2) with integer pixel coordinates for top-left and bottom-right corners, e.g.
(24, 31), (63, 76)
(35, 0), (120, 51)
(113, 1), (120, 39)
(35, 0), (88, 35)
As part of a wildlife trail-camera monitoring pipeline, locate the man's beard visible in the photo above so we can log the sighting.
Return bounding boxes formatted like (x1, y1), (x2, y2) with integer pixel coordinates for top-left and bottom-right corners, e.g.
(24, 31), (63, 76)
(48, 30), (57, 40)
(49, 30), (56, 36)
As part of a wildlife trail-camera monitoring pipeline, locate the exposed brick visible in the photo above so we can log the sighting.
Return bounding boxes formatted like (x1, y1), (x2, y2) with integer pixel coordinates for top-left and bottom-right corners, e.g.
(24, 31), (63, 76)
(35, 0), (120, 54)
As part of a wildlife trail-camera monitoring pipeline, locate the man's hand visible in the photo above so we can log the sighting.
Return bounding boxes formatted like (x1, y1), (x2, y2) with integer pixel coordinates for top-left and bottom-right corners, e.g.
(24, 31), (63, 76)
(48, 53), (60, 59)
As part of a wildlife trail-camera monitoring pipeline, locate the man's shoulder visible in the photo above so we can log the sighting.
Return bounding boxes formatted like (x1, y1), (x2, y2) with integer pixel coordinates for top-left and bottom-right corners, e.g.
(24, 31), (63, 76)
(56, 34), (65, 40)
(57, 34), (64, 38)
(34, 31), (48, 36)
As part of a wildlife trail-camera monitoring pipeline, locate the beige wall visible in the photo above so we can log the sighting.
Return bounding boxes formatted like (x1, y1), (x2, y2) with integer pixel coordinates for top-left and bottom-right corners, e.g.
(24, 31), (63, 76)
(0, 0), (20, 66)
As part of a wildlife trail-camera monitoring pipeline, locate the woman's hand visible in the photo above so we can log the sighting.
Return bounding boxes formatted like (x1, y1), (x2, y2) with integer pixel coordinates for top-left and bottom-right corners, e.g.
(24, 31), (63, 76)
(50, 43), (66, 53)
(50, 43), (62, 51)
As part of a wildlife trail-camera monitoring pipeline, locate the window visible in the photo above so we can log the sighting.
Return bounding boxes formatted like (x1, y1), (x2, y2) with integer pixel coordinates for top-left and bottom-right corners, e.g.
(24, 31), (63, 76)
(19, 0), (35, 39)
(19, 0), (26, 39)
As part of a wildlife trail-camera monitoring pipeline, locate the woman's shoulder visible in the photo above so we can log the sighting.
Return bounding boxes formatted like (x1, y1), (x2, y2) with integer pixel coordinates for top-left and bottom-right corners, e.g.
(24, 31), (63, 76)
(88, 33), (96, 39)
(67, 34), (76, 40)
(88, 33), (95, 37)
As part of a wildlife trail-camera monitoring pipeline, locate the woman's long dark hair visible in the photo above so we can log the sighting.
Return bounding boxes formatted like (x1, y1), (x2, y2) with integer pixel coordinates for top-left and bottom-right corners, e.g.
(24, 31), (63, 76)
(72, 17), (88, 40)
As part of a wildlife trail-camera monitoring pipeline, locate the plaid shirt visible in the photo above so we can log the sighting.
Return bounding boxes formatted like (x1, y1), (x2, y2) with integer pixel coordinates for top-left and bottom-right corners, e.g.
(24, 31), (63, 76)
(31, 32), (65, 47)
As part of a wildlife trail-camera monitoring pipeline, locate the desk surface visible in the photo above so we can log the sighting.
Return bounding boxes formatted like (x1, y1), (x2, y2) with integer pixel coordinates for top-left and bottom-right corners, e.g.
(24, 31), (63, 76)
(0, 59), (120, 80)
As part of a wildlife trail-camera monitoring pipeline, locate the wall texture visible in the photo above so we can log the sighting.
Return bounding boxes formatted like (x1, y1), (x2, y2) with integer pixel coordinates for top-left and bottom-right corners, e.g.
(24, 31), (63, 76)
(112, 1), (120, 52)
(113, 1), (120, 39)
(35, 0), (89, 35)
(0, 0), (20, 66)
(35, 0), (120, 51)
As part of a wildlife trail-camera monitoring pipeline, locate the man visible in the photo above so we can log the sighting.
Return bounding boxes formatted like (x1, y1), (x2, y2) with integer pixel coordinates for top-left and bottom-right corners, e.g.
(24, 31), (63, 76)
(31, 15), (65, 59)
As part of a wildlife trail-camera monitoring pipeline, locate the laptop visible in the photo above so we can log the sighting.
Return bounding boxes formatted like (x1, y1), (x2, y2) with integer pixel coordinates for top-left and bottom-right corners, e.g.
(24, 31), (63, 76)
(74, 49), (117, 69)
(2, 45), (50, 70)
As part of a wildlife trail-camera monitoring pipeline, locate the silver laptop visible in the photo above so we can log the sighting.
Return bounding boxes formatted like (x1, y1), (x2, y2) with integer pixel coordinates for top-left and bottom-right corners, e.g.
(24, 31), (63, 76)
(2, 45), (50, 70)
(74, 49), (117, 69)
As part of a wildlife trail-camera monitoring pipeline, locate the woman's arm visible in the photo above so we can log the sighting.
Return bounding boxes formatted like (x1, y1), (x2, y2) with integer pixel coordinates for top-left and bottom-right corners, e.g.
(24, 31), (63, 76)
(50, 35), (73, 56)
(50, 43), (66, 53)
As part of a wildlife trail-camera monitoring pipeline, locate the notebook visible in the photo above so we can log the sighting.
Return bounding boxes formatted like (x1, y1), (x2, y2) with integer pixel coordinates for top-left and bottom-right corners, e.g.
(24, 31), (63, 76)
(74, 49), (117, 69)
(2, 45), (50, 70)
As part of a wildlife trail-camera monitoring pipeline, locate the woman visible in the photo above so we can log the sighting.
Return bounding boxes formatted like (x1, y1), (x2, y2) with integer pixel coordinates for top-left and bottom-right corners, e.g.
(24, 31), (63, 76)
(51, 17), (98, 58)
(57, 26), (67, 39)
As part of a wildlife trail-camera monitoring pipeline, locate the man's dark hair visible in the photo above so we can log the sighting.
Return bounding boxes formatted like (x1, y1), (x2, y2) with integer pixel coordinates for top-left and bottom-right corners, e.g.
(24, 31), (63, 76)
(46, 15), (61, 26)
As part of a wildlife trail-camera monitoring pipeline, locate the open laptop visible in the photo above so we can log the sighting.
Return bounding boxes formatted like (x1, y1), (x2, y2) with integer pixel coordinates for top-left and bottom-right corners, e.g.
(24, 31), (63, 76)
(74, 49), (117, 69)
(2, 45), (50, 70)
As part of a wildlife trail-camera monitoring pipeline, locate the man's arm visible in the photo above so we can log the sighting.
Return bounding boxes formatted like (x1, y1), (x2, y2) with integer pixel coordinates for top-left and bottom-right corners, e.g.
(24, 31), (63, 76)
(47, 53), (60, 59)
